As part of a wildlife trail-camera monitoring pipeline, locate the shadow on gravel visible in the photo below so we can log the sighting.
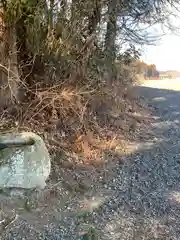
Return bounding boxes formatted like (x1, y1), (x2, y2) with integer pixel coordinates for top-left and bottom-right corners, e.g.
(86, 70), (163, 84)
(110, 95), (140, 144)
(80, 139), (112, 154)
(135, 85), (180, 120)
(85, 86), (180, 239)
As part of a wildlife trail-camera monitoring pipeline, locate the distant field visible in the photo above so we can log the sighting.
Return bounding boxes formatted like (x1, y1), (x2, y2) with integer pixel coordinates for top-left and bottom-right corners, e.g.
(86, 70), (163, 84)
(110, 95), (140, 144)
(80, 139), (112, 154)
(141, 78), (180, 91)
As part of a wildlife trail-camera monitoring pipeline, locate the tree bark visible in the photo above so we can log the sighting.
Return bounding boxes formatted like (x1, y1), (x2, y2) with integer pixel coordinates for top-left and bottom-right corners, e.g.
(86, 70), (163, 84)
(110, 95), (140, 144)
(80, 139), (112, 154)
(105, 0), (118, 62)
(87, 0), (101, 34)
(0, 7), (19, 108)
(104, 0), (118, 80)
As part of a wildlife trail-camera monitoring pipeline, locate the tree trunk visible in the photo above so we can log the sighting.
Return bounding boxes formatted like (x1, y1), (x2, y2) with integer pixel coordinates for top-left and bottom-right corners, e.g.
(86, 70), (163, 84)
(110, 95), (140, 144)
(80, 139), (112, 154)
(0, 7), (19, 109)
(15, 7), (29, 78)
(104, 0), (118, 81)
(48, 0), (54, 32)
(15, 0), (41, 98)
(87, 0), (101, 34)
(104, 0), (118, 63)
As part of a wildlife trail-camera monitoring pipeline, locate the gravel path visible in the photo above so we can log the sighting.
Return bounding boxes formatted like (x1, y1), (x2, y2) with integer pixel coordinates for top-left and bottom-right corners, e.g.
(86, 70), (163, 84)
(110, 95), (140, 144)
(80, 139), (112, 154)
(3, 82), (180, 239)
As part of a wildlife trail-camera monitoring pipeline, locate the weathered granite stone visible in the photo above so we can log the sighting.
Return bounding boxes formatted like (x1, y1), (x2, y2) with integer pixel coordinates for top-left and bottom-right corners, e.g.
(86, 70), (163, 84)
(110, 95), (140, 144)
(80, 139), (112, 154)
(0, 132), (51, 189)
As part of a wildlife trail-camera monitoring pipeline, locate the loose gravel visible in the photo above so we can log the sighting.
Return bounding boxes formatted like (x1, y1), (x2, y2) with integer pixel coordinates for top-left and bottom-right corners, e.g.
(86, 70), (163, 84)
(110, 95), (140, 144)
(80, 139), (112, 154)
(3, 83), (180, 239)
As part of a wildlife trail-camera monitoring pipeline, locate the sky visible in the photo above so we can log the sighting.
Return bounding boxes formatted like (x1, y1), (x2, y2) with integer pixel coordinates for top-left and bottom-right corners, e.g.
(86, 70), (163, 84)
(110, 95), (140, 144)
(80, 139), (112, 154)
(140, 6), (180, 71)
(141, 34), (180, 71)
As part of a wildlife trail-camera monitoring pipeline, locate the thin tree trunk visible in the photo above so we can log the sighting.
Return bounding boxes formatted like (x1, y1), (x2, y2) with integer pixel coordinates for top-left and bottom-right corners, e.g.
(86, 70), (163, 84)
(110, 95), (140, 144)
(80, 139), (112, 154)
(49, 0), (54, 32)
(105, 0), (118, 63)
(87, 0), (101, 34)
(0, 6), (20, 108)
(15, 0), (40, 93)
(6, 26), (19, 100)
(16, 7), (29, 78)
(104, 0), (118, 81)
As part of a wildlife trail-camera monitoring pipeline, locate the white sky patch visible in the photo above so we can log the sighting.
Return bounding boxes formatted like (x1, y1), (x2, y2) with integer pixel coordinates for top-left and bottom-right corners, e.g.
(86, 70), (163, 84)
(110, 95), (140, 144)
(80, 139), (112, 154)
(140, 5), (180, 71)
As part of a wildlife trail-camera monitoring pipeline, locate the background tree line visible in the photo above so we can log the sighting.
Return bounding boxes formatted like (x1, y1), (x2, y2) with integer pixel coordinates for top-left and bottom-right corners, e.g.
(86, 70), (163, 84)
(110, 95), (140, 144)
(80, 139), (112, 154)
(135, 61), (160, 79)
